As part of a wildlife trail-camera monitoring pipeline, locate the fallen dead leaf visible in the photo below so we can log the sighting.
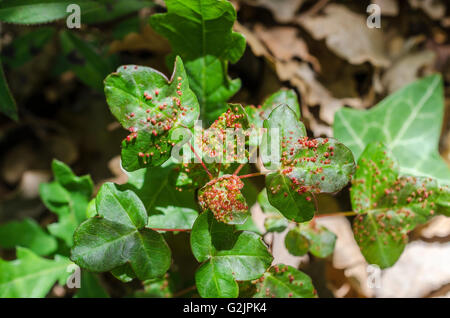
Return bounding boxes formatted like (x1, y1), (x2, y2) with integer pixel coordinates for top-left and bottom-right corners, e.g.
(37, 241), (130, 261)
(242, 0), (306, 23)
(298, 4), (390, 67)
(372, 0), (399, 16)
(18, 170), (51, 199)
(316, 216), (374, 297)
(376, 241), (450, 297)
(109, 24), (171, 54)
(418, 216), (450, 239)
(254, 24), (320, 71)
(275, 60), (362, 135)
(382, 50), (436, 93)
(409, 0), (446, 20)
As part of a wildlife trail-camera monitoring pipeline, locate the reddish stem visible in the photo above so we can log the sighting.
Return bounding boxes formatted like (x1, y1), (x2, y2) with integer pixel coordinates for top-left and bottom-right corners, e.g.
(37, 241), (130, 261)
(217, 162), (222, 177)
(233, 162), (245, 176)
(188, 142), (213, 180)
(238, 172), (267, 179)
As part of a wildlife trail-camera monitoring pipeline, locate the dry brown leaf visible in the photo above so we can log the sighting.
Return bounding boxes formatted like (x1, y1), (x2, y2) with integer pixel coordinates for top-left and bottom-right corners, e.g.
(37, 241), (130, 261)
(96, 155), (128, 192)
(382, 50), (436, 93)
(275, 60), (361, 134)
(234, 22), (272, 60)
(18, 170), (51, 199)
(298, 4), (390, 67)
(109, 24), (171, 54)
(254, 24), (320, 71)
(419, 216), (450, 239)
(372, 0), (399, 16)
(409, 0), (446, 20)
(47, 135), (78, 165)
(376, 241), (450, 297)
(243, 0), (306, 23)
(316, 216), (374, 297)
(1, 143), (38, 185)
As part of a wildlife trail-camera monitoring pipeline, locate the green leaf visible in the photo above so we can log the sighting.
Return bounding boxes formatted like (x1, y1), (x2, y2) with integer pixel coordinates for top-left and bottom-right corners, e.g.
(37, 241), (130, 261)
(148, 206), (198, 230)
(252, 264), (316, 298)
(334, 74), (450, 184)
(71, 182), (171, 280)
(351, 142), (449, 268)
(60, 31), (113, 91)
(285, 222), (336, 258)
(135, 275), (174, 298)
(258, 189), (288, 233)
(74, 271), (109, 298)
(198, 175), (249, 225)
(80, 0), (153, 24)
(246, 89), (300, 130)
(262, 104), (355, 223)
(110, 263), (136, 283)
(0, 59), (18, 121)
(0, 0), (152, 25)
(150, 0), (246, 122)
(0, 247), (72, 298)
(2, 27), (55, 68)
(174, 104), (249, 190)
(39, 159), (93, 247)
(0, 219), (57, 256)
(0, 0), (74, 24)
(104, 56), (200, 171)
(120, 162), (197, 215)
(191, 211), (273, 298)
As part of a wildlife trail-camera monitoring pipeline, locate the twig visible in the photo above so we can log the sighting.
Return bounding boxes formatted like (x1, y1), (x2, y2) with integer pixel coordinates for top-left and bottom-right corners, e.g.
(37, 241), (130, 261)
(173, 285), (197, 298)
(238, 172), (268, 179)
(188, 142), (213, 180)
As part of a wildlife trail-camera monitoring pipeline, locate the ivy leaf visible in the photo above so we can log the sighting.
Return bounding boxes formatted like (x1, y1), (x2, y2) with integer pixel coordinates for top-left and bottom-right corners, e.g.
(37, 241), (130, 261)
(262, 105), (355, 223)
(257, 189), (288, 233)
(71, 182), (171, 280)
(150, 0), (246, 122)
(334, 74), (450, 184)
(252, 264), (316, 298)
(39, 159), (93, 247)
(191, 211), (272, 298)
(0, 59), (18, 121)
(148, 206), (198, 231)
(351, 142), (449, 268)
(73, 271), (109, 298)
(0, 247), (72, 298)
(104, 56), (200, 171)
(246, 89), (300, 130)
(285, 222), (337, 258)
(0, 219), (57, 256)
(198, 175), (249, 225)
(60, 31), (113, 91)
(0, 0), (152, 25)
(2, 27), (55, 68)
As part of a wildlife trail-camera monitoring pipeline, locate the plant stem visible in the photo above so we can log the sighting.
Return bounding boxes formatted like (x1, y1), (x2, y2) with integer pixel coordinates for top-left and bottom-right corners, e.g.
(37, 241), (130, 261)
(315, 211), (357, 218)
(173, 285), (197, 298)
(233, 145), (259, 176)
(238, 172), (267, 179)
(217, 162), (221, 177)
(188, 142), (213, 180)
